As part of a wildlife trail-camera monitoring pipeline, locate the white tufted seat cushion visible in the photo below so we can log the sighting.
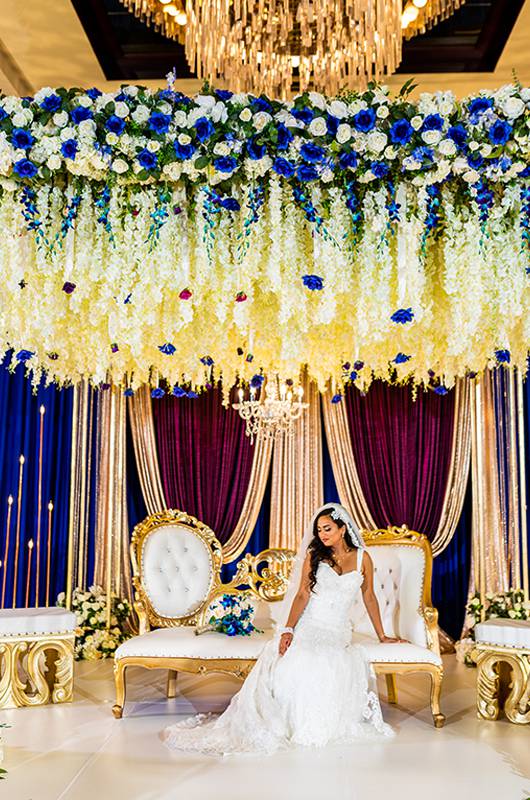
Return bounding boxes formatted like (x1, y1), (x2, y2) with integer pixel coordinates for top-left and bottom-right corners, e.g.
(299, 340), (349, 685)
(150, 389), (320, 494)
(116, 626), (273, 660)
(351, 545), (428, 648)
(0, 607), (76, 636)
(475, 619), (530, 649)
(142, 524), (214, 619)
(352, 632), (442, 665)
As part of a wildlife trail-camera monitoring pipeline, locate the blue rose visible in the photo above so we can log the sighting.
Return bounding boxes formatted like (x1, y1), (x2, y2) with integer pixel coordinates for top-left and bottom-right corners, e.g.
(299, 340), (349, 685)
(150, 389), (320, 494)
(86, 87), (102, 100)
(221, 197), (240, 211)
(467, 97), (493, 118)
(40, 93), (62, 112)
(391, 307), (414, 324)
(214, 156), (238, 173)
(173, 141), (196, 160)
(105, 114), (126, 135)
(277, 123), (294, 151)
(11, 128), (35, 150)
(250, 374), (265, 388)
(137, 148), (158, 170)
(422, 114), (444, 132)
(158, 343), (176, 355)
(246, 137), (266, 160)
(302, 274), (324, 290)
(488, 120), (512, 146)
(0, 108), (7, 121)
(14, 158), (38, 178)
(352, 107), (376, 133)
(272, 157), (295, 178)
(370, 160), (389, 179)
(16, 349), (35, 362)
(434, 385), (448, 396)
(61, 139), (78, 159)
(393, 353), (411, 364)
(291, 106), (315, 125)
(251, 96), (273, 113)
(148, 112), (171, 134)
(326, 114), (339, 136)
(338, 151), (358, 170)
(151, 387), (165, 398)
(390, 118), (414, 145)
(297, 164), (318, 181)
(300, 142), (326, 163)
(70, 106), (93, 124)
(495, 349), (511, 363)
(331, 394), (342, 404)
(349, 371), (358, 381)
(215, 89), (233, 101)
(172, 386), (187, 397)
(195, 116), (215, 142)
(123, 388), (134, 396)
(467, 154), (483, 169)
(187, 391), (199, 399)
(447, 125), (467, 147)
(200, 355), (214, 366)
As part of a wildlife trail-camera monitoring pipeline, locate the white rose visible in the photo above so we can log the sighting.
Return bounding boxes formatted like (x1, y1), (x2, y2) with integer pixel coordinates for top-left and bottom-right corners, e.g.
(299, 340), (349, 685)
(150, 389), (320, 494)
(131, 105), (150, 123)
(422, 130), (442, 145)
(78, 119), (96, 137)
(308, 92), (326, 110)
(439, 99), (454, 115)
(195, 94), (216, 109)
(308, 116), (327, 137)
(47, 154), (61, 170)
(229, 93), (249, 105)
(106, 132), (119, 146)
(502, 96), (525, 118)
(2, 97), (21, 113)
(147, 140), (160, 152)
(239, 108), (252, 122)
(468, 141), (480, 151)
(376, 105), (389, 119)
(211, 101), (228, 124)
(173, 110), (187, 127)
(158, 101), (171, 115)
(12, 110), (33, 127)
(187, 107), (205, 126)
(480, 143), (492, 156)
(336, 123), (352, 144)
(178, 132), (191, 145)
(34, 87), (55, 104)
(463, 169), (479, 183)
(367, 131), (387, 153)
(114, 101), (130, 118)
(53, 110), (68, 127)
(253, 111), (271, 131)
(520, 88), (530, 102)
(438, 138), (456, 156)
(328, 99), (349, 119)
(77, 95), (93, 108)
(321, 167), (334, 183)
(213, 141), (231, 156)
(411, 116), (423, 131)
(124, 85), (139, 97)
(60, 126), (76, 141)
(384, 145), (397, 159)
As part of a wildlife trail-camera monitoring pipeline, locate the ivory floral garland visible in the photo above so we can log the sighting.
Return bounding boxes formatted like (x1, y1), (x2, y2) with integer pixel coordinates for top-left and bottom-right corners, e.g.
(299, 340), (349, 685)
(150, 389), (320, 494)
(0, 80), (529, 396)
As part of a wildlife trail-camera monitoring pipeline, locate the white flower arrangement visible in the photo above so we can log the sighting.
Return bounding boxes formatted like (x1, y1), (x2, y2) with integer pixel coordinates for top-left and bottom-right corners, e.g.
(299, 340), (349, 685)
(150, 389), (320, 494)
(458, 589), (530, 667)
(56, 585), (131, 660)
(196, 592), (261, 636)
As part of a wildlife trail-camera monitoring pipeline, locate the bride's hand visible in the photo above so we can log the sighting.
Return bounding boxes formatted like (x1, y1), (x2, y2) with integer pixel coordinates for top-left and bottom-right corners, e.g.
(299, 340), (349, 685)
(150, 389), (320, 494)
(379, 635), (409, 644)
(279, 632), (293, 656)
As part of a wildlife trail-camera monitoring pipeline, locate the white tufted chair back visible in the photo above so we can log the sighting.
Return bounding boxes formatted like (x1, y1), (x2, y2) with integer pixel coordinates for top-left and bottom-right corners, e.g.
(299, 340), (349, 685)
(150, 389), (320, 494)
(141, 523), (215, 620)
(350, 543), (428, 647)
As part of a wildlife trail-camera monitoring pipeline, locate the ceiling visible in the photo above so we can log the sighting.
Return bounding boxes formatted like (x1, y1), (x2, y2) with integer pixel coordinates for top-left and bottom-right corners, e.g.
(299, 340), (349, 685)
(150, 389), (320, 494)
(0, 0), (528, 97)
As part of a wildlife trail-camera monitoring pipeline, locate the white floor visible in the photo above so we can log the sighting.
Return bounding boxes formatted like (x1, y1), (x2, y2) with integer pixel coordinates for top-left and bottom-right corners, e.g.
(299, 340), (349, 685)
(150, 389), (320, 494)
(1, 656), (529, 800)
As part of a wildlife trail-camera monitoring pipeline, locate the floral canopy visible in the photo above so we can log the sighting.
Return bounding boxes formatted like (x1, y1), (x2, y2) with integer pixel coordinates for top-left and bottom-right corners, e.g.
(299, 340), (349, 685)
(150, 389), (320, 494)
(0, 79), (528, 397)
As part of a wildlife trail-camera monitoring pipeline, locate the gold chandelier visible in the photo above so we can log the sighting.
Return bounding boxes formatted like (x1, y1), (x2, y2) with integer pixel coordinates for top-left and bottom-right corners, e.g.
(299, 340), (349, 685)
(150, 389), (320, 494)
(232, 375), (308, 444)
(120, 0), (465, 97)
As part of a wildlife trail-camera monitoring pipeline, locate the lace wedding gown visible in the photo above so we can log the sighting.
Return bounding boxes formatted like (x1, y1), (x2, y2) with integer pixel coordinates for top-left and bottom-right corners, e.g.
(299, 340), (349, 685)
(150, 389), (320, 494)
(163, 551), (394, 755)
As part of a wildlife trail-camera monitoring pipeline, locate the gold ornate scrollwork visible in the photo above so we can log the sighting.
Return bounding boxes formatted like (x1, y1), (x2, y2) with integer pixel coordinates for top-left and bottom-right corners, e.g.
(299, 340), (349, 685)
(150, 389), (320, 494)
(0, 634), (74, 709)
(362, 526), (427, 546)
(224, 548), (295, 601)
(423, 606), (441, 657)
(475, 646), (530, 724)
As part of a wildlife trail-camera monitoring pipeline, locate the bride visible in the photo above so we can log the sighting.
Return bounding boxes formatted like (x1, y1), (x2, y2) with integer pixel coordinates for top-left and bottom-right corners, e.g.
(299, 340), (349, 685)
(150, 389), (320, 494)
(163, 503), (404, 755)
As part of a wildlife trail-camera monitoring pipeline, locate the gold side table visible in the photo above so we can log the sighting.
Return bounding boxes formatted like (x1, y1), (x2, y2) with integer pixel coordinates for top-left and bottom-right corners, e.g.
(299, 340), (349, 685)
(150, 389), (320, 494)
(0, 607), (76, 709)
(474, 619), (530, 725)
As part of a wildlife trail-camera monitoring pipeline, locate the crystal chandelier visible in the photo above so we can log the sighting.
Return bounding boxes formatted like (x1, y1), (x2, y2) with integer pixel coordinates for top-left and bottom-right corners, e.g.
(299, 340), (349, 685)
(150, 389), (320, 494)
(118, 0), (187, 42)
(232, 376), (309, 444)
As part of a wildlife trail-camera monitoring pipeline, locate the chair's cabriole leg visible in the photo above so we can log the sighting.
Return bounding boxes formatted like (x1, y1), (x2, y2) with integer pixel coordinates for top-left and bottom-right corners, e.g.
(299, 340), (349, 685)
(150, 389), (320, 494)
(430, 666), (445, 728)
(113, 659), (126, 719)
(385, 673), (398, 704)
(166, 669), (178, 698)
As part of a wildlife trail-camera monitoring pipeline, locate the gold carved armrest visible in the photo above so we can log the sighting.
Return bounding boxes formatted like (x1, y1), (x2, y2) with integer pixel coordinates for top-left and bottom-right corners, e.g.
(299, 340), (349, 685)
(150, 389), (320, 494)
(223, 548), (295, 602)
(423, 606), (441, 657)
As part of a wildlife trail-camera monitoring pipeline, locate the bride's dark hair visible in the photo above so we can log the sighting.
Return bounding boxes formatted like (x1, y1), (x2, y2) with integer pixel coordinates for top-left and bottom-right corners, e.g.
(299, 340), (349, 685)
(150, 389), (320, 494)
(307, 506), (357, 591)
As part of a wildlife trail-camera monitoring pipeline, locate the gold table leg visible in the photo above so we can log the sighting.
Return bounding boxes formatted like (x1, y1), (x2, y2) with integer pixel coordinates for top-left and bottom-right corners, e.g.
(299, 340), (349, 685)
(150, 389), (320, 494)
(476, 646), (530, 725)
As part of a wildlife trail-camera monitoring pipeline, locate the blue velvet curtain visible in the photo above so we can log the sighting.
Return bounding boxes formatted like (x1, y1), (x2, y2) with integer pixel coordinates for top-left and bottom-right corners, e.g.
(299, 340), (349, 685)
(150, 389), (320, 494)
(0, 353), (74, 608)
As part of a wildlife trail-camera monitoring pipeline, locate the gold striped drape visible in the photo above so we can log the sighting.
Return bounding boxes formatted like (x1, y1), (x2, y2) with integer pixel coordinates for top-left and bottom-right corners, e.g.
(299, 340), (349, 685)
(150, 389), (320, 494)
(93, 385), (132, 606)
(470, 369), (529, 603)
(129, 384), (167, 515)
(128, 384), (273, 563)
(269, 373), (323, 551)
(431, 378), (471, 556)
(321, 388), (376, 530)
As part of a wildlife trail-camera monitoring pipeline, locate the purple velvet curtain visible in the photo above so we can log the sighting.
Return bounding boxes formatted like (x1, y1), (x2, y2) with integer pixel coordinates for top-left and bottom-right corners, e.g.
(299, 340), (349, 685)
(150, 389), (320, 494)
(152, 385), (254, 544)
(345, 381), (455, 540)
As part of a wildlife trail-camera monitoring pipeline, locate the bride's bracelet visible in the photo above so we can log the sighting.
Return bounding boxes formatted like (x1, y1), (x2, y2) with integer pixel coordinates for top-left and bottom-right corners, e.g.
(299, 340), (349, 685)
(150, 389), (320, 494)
(280, 626), (294, 636)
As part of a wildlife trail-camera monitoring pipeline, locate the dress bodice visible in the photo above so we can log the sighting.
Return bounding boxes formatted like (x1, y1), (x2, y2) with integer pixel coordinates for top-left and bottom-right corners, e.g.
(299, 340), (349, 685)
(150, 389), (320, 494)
(297, 557), (364, 645)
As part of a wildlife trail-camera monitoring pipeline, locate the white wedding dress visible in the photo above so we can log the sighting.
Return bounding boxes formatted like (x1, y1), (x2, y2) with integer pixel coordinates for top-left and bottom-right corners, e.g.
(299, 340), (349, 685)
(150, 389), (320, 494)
(163, 548), (394, 756)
